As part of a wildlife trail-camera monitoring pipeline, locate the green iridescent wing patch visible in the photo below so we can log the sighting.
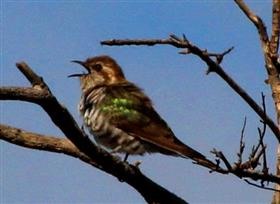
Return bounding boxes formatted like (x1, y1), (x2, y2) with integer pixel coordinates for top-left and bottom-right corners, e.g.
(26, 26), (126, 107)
(100, 97), (148, 122)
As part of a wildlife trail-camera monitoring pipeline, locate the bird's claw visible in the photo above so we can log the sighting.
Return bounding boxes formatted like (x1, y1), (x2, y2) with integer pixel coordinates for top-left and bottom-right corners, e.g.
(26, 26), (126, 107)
(133, 160), (142, 168)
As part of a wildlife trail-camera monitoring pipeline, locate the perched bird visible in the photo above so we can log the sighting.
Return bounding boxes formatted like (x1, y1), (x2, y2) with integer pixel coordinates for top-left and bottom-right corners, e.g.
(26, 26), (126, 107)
(69, 55), (206, 162)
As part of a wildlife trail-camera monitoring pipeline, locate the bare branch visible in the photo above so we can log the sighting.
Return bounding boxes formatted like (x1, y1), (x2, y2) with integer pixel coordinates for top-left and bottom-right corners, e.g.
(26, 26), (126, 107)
(210, 108), (277, 185)
(236, 1), (280, 202)
(0, 124), (190, 204)
(101, 35), (280, 142)
(0, 87), (51, 102)
(234, 0), (269, 47)
(237, 117), (247, 165)
(271, 0), (280, 55)
(211, 149), (232, 171)
(16, 62), (49, 90)
(210, 146), (280, 183)
(101, 38), (186, 48)
(0, 124), (99, 168)
(260, 132), (269, 175)
(1, 62), (189, 204)
(0, 83), (221, 173)
(258, 93), (269, 174)
(244, 179), (280, 192)
(180, 46), (234, 65)
(208, 46), (235, 64)
(235, 0), (280, 128)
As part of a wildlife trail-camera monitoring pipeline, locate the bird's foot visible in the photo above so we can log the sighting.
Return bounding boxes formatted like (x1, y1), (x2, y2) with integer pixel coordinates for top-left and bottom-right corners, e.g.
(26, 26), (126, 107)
(132, 160), (142, 168)
(81, 124), (85, 131)
(123, 153), (129, 163)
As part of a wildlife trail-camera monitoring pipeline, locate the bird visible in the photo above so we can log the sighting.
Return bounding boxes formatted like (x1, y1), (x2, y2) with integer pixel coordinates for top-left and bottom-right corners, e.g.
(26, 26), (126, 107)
(69, 55), (208, 163)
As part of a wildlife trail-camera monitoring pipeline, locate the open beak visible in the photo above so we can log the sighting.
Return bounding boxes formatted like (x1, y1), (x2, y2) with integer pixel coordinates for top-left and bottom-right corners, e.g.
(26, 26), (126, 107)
(68, 60), (88, 78)
(71, 60), (85, 66)
(68, 73), (85, 78)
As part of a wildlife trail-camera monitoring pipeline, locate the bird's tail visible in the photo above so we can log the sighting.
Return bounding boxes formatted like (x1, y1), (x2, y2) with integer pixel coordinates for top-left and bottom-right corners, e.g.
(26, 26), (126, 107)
(178, 145), (218, 170)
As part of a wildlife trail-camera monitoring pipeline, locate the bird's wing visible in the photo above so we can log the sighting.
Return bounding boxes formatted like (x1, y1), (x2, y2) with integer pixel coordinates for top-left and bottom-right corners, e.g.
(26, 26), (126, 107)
(100, 83), (206, 160)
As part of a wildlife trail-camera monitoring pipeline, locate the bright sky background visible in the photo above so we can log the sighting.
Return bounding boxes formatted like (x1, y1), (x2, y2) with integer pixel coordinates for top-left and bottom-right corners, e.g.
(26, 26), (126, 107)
(1, 1), (278, 203)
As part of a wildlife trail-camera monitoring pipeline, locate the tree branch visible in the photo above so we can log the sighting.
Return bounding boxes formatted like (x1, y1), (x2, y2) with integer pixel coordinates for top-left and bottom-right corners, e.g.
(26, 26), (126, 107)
(234, 0), (269, 47)
(271, 0), (280, 55)
(0, 87), (51, 102)
(244, 179), (280, 192)
(237, 117), (246, 166)
(211, 145), (280, 184)
(233, 2), (280, 202)
(101, 35), (280, 142)
(2, 61), (280, 195)
(0, 123), (190, 203)
(235, 0), (280, 118)
(0, 62), (189, 204)
(101, 33), (280, 189)
(0, 124), (99, 168)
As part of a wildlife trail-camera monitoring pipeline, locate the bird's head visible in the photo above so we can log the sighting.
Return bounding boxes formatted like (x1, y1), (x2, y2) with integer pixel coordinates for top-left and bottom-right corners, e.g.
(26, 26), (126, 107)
(69, 55), (126, 91)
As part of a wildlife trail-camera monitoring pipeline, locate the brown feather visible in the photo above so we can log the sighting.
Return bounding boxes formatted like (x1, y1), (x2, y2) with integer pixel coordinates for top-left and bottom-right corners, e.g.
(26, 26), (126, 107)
(107, 82), (206, 160)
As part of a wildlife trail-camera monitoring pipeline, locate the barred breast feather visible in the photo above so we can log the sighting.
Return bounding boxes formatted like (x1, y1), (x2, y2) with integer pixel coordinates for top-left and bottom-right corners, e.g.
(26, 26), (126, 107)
(79, 83), (148, 154)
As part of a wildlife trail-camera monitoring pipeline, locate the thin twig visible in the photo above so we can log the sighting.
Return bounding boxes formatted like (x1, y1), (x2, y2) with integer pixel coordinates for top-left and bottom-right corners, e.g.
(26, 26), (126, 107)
(244, 179), (280, 192)
(260, 93), (269, 174)
(180, 46), (234, 66)
(243, 94), (267, 170)
(206, 46), (234, 64)
(260, 136), (268, 175)
(211, 149), (232, 171)
(237, 117), (247, 165)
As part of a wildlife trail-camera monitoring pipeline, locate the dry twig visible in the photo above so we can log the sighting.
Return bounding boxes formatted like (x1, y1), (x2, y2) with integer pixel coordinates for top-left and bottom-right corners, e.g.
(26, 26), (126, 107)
(237, 117), (247, 166)
(244, 179), (280, 192)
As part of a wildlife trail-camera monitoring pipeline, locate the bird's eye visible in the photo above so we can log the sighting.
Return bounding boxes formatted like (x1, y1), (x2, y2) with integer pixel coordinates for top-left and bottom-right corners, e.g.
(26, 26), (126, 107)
(93, 63), (102, 72)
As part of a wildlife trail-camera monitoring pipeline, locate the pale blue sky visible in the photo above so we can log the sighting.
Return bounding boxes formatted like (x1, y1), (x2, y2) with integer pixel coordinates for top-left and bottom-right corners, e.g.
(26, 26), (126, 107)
(1, 1), (277, 203)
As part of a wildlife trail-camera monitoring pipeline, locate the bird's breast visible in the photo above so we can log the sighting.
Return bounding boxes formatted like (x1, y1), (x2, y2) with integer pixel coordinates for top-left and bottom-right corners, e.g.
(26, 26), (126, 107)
(79, 91), (148, 155)
(83, 105), (148, 155)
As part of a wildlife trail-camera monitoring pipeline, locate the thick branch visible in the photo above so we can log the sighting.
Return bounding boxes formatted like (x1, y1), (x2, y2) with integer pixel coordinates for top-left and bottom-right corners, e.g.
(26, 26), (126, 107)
(0, 87), (51, 102)
(0, 123), (189, 203)
(16, 62), (49, 90)
(271, 0), (280, 55)
(1, 62), (188, 204)
(234, 0), (269, 47)
(0, 79), (225, 173)
(3, 113), (280, 185)
(0, 124), (99, 168)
